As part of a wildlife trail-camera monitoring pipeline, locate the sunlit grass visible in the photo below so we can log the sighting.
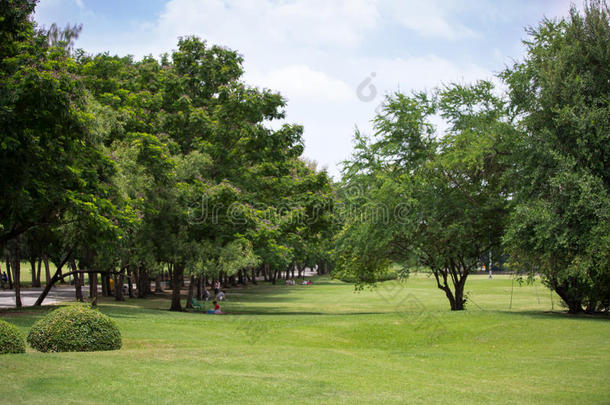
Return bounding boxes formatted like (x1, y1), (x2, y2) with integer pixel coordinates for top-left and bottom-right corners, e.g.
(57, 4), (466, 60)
(1, 274), (608, 404)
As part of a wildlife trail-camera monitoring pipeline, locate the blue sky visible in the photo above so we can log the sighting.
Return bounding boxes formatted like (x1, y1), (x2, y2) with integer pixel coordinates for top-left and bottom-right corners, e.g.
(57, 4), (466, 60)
(34, 0), (574, 179)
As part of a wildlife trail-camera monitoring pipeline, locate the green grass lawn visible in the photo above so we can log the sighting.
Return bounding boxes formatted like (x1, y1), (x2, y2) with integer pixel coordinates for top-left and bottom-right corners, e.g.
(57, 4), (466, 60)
(1, 274), (609, 404)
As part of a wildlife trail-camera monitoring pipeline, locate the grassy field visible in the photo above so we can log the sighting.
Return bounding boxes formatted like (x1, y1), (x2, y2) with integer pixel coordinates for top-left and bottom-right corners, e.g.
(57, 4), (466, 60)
(1, 274), (609, 404)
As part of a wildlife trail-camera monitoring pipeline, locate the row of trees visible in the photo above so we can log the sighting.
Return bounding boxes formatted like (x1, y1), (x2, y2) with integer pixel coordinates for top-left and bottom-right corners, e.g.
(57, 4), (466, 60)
(335, 1), (609, 313)
(1, 1), (607, 314)
(1, 0), (335, 311)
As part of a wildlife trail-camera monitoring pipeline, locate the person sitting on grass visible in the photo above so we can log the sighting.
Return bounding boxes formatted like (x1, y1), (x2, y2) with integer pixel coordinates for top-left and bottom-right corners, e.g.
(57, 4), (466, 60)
(216, 290), (226, 301)
(207, 301), (223, 314)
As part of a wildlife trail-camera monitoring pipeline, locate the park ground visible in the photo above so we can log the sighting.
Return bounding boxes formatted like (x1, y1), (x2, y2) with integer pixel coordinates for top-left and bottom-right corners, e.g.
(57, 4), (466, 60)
(1, 274), (609, 404)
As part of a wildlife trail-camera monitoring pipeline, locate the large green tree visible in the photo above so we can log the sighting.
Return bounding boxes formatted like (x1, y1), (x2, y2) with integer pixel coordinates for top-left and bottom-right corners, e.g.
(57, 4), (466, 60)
(1, 0), (126, 307)
(337, 82), (515, 310)
(501, 1), (610, 313)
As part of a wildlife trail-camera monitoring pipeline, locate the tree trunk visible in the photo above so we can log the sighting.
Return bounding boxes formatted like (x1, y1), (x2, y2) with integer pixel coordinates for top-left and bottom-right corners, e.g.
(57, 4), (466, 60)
(30, 257), (37, 287)
(155, 274), (163, 292)
(137, 268), (149, 298)
(251, 268), (257, 285)
(74, 272), (84, 302)
(186, 274), (195, 309)
(43, 255), (51, 285)
(432, 265), (466, 311)
(144, 271), (151, 295)
(11, 257), (22, 308)
(69, 259), (83, 302)
(34, 253), (70, 306)
(89, 271), (98, 300)
(106, 273), (112, 295)
(36, 259), (42, 286)
(170, 263), (184, 311)
(554, 283), (583, 314)
(30, 257), (36, 287)
(31, 257), (42, 288)
(197, 276), (203, 300)
(6, 258), (13, 289)
(127, 271), (134, 298)
(134, 267), (140, 297)
(114, 273), (125, 301)
(101, 273), (109, 297)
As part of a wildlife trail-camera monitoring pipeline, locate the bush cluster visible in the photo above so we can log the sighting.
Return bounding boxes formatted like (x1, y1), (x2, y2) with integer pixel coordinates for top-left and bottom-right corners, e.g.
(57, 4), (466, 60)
(0, 319), (25, 354)
(27, 305), (122, 352)
(0, 319), (26, 354)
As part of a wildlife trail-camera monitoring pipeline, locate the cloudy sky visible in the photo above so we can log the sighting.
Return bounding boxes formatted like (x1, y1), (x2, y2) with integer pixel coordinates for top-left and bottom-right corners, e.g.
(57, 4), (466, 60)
(34, 0), (574, 179)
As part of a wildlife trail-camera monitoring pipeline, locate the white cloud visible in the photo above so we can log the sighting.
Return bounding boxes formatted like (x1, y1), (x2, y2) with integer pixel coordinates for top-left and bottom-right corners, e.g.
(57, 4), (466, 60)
(156, 0), (379, 50)
(249, 65), (354, 103)
(382, 0), (478, 40)
(372, 55), (492, 91)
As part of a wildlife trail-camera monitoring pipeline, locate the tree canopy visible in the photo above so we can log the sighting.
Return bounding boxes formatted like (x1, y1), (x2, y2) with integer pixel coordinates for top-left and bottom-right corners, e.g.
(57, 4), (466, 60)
(1, 0), (607, 315)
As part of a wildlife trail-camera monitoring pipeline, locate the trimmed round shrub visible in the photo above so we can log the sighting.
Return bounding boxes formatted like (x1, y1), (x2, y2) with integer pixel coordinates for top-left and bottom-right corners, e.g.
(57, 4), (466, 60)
(27, 305), (121, 352)
(0, 319), (26, 354)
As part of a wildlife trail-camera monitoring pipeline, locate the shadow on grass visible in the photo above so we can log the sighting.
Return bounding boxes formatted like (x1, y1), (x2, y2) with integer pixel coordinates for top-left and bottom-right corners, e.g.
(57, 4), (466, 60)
(502, 309), (610, 322)
(194, 311), (389, 316)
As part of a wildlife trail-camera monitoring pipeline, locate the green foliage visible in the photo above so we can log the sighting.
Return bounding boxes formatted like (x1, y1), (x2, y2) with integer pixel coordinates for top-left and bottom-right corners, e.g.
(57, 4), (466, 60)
(502, 1), (610, 313)
(27, 305), (122, 352)
(1, 2), (335, 313)
(332, 263), (404, 283)
(336, 81), (514, 310)
(0, 319), (25, 354)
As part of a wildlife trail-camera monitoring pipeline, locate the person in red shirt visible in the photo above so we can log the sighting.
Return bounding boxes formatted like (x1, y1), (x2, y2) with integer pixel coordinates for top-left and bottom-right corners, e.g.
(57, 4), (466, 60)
(213, 300), (222, 314)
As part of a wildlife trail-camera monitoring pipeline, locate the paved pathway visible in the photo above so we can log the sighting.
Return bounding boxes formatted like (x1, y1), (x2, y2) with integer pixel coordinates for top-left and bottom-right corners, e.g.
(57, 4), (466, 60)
(0, 267), (322, 308)
(0, 286), (92, 308)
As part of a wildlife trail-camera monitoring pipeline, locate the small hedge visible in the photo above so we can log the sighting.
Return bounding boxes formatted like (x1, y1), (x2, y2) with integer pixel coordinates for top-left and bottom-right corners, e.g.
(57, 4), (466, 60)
(0, 319), (26, 354)
(27, 305), (122, 353)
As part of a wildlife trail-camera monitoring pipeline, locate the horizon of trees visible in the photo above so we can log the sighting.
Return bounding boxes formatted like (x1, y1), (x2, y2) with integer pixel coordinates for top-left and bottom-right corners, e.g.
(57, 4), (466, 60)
(1, 0), (335, 311)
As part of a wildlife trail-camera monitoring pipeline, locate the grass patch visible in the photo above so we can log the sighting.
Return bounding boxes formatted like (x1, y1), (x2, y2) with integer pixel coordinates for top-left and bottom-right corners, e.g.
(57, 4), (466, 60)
(1, 275), (608, 404)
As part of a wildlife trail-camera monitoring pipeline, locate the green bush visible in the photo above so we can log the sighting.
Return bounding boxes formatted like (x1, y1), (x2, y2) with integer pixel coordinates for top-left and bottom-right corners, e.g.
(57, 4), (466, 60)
(27, 305), (122, 352)
(0, 319), (26, 354)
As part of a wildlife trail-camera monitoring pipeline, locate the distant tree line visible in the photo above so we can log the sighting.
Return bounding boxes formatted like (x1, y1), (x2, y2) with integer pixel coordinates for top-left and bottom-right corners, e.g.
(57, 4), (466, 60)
(1, 0), (335, 311)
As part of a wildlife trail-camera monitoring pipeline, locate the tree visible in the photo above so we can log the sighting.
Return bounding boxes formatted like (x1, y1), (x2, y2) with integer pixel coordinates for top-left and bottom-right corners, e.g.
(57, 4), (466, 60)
(336, 82), (514, 310)
(0, 1), (119, 246)
(501, 1), (610, 313)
